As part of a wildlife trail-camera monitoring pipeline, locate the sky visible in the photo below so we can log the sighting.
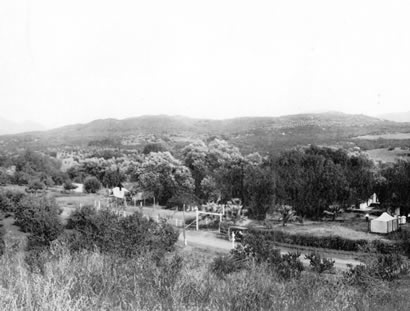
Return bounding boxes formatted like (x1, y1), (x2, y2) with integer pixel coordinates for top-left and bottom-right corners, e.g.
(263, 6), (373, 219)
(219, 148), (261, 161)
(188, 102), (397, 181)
(1, 0), (410, 128)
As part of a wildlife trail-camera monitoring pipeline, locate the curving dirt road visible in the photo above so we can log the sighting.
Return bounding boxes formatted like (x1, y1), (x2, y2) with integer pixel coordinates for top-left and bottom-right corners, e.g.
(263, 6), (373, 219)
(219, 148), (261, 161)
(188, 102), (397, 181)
(179, 230), (364, 271)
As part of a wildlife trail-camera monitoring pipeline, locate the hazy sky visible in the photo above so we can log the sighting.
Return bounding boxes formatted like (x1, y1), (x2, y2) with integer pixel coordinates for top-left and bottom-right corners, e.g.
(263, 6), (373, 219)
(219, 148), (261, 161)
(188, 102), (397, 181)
(1, 0), (410, 128)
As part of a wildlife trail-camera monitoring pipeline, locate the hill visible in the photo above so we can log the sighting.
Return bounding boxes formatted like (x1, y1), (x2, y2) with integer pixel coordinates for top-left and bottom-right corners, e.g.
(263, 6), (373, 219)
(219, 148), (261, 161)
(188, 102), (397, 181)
(378, 111), (410, 123)
(1, 112), (410, 154)
(0, 117), (45, 135)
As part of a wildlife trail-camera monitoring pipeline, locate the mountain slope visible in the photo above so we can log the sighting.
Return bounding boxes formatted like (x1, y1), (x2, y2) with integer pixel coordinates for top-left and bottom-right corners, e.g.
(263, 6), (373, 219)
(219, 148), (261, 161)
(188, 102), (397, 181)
(0, 117), (45, 135)
(378, 111), (410, 123)
(1, 112), (409, 154)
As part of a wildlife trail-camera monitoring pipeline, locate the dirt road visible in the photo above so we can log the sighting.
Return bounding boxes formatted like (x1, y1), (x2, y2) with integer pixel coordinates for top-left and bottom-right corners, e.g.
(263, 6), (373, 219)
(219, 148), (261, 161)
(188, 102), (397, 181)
(179, 230), (364, 271)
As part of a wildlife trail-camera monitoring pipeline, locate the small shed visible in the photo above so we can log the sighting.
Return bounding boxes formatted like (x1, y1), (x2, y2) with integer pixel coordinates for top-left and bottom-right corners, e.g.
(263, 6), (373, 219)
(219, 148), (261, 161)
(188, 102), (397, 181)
(72, 183), (84, 193)
(112, 186), (129, 199)
(370, 212), (399, 234)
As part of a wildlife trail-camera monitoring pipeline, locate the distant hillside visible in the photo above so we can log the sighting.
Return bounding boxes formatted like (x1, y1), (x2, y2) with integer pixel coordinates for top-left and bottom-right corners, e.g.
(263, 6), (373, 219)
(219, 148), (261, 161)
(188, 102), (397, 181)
(0, 117), (45, 135)
(1, 112), (410, 154)
(378, 111), (410, 123)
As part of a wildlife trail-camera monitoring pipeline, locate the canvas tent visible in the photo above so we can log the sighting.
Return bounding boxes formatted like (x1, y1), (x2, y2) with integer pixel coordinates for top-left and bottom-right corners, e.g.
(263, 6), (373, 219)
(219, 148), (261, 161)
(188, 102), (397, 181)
(370, 212), (399, 234)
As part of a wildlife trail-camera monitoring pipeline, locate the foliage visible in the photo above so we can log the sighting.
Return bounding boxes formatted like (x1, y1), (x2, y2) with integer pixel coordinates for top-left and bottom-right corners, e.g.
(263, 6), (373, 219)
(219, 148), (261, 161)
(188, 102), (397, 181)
(246, 229), (370, 252)
(12, 149), (65, 186)
(142, 143), (168, 154)
(244, 163), (276, 220)
(272, 146), (376, 219)
(132, 152), (194, 205)
(304, 252), (335, 273)
(0, 190), (25, 213)
(0, 227), (4, 256)
(65, 206), (179, 259)
(277, 205), (300, 226)
(101, 168), (126, 188)
(276, 251), (305, 279)
(344, 254), (408, 288)
(209, 255), (246, 279)
(14, 195), (63, 247)
(63, 180), (77, 191)
(1, 239), (410, 310)
(377, 160), (410, 213)
(27, 179), (46, 191)
(83, 176), (101, 193)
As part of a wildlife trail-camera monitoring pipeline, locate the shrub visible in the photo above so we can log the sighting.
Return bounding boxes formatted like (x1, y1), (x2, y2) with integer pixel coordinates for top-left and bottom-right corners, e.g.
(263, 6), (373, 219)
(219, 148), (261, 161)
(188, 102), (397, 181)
(0, 227), (4, 256)
(83, 176), (101, 193)
(0, 192), (13, 213)
(27, 179), (46, 192)
(14, 195), (63, 246)
(344, 253), (408, 288)
(65, 206), (179, 259)
(63, 180), (77, 191)
(247, 228), (374, 252)
(304, 252), (335, 273)
(277, 251), (304, 279)
(0, 190), (25, 213)
(209, 255), (241, 278)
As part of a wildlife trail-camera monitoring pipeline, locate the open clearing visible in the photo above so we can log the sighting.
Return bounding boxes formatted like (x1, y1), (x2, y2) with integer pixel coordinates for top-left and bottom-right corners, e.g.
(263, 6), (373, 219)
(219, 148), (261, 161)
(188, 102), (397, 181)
(54, 192), (399, 272)
(355, 132), (410, 140)
(366, 147), (410, 163)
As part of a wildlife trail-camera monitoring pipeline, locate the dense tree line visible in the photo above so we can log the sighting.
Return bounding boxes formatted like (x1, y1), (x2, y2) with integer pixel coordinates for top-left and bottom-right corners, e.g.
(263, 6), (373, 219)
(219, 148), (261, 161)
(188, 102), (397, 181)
(3, 141), (410, 220)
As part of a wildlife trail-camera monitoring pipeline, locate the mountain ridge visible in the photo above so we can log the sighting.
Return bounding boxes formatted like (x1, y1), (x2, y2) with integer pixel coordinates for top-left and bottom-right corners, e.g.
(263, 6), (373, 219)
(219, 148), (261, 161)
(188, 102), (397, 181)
(0, 117), (45, 135)
(1, 112), (409, 154)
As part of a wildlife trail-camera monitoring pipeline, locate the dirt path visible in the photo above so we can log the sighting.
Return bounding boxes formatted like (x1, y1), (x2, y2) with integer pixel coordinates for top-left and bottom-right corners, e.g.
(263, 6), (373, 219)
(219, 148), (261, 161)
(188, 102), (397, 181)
(179, 230), (363, 271)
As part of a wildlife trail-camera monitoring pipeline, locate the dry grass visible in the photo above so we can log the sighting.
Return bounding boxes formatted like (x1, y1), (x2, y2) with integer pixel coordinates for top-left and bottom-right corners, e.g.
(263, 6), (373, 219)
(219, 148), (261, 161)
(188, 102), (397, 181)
(1, 230), (410, 311)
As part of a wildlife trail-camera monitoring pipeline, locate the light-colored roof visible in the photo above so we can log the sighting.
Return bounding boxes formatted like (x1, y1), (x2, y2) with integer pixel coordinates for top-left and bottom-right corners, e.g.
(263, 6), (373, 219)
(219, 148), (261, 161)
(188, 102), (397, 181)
(374, 212), (394, 221)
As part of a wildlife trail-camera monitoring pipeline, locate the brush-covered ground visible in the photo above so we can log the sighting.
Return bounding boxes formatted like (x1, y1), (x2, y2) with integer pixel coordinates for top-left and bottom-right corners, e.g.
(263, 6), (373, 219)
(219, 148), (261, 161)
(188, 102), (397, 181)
(1, 207), (410, 311)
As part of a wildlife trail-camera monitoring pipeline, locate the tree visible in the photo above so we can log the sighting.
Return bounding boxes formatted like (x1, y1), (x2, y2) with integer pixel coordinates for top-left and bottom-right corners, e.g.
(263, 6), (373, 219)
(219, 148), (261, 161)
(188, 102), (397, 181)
(133, 152), (194, 205)
(273, 147), (355, 219)
(102, 168), (126, 188)
(84, 176), (102, 193)
(142, 143), (168, 155)
(182, 141), (209, 199)
(244, 163), (275, 220)
(277, 205), (299, 226)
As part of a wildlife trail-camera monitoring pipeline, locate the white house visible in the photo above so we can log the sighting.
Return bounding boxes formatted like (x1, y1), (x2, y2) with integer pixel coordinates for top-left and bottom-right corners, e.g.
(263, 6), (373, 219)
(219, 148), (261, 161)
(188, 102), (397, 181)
(360, 193), (379, 210)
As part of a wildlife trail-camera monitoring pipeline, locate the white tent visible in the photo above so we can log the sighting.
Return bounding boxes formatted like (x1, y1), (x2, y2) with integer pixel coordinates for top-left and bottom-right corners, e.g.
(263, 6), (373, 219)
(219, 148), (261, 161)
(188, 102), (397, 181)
(370, 212), (399, 234)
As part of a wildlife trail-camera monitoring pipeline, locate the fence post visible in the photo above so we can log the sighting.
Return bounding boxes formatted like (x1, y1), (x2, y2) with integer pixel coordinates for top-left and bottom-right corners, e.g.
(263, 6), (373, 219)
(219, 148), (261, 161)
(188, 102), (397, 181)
(196, 207), (199, 231)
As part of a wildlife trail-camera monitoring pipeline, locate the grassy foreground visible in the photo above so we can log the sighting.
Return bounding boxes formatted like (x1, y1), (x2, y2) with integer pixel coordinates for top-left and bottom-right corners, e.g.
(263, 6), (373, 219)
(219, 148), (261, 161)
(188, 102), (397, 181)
(1, 238), (410, 311)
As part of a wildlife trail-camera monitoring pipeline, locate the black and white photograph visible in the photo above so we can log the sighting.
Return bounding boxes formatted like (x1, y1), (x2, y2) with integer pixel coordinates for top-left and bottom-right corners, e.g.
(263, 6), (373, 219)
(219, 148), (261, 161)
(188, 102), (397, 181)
(1, 1), (410, 310)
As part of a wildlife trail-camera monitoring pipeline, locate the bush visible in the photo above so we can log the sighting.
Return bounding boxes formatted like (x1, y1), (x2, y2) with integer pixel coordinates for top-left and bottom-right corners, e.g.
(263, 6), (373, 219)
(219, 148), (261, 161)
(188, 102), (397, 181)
(83, 176), (101, 193)
(344, 254), (408, 287)
(0, 227), (4, 256)
(63, 180), (77, 191)
(0, 190), (25, 213)
(247, 228), (379, 252)
(14, 195), (63, 246)
(209, 255), (242, 278)
(304, 252), (335, 273)
(277, 251), (304, 279)
(65, 206), (179, 259)
(27, 179), (46, 192)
